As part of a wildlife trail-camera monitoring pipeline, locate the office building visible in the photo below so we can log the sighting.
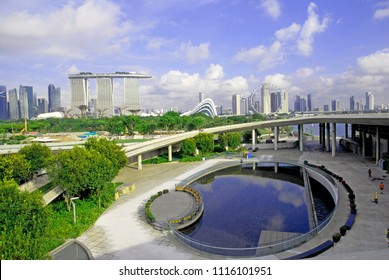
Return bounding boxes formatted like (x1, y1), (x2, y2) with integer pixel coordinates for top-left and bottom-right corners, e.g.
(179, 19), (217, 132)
(48, 84), (61, 112)
(8, 88), (19, 120)
(0, 85), (7, 119)
(294, 95), (307, 112)
(331, 99), (340, 111)
(37, 98), (48, 114)
(199, 92), (205, 103)
(261, 83), (271, 114)
(365, 92), (374, 110)
(232, 94), (241, 115)
(323, 104), (329, 111)
(241, 97), (247, 115)
(307, 94), (314, 111)
(19, 85), (29, 119)
(350, 96), (355, 111)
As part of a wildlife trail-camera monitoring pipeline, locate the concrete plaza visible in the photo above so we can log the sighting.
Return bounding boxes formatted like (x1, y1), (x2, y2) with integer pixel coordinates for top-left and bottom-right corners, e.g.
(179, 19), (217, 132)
(75, 148), (389, 260)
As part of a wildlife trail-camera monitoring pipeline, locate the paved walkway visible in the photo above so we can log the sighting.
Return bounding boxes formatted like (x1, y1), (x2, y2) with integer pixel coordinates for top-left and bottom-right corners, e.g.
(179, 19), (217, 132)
(75, 149), (389, 260)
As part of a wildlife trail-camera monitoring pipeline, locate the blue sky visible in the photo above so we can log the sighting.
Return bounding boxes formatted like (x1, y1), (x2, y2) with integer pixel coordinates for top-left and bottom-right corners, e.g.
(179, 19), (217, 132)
(0, 0), (389, 112)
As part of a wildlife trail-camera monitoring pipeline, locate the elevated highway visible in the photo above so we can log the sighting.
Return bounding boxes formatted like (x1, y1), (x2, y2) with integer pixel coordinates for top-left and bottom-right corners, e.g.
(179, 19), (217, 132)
(2, 113), (389, 169)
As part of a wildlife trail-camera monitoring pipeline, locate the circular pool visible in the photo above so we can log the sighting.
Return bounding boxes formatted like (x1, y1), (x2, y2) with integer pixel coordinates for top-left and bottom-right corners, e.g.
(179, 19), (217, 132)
(173, 162), (335, 256)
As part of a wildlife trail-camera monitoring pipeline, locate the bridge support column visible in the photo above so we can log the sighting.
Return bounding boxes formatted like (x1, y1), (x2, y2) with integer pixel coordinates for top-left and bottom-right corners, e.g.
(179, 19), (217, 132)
(168, 144), (172, 162)
(274, 162), (279, 173)
(345, 123), (349, 139)
(376, 126), (380, 164)
(274, 126), (278, 151)
(137, 154), (143, 170)
(326, 123), (331, 152)
(298, 124), (304, 152)
(362, 128), (366, 157)
(252, 129), (256, 150)
(319, 123), (324, 148)
(332, 123), (336, 157)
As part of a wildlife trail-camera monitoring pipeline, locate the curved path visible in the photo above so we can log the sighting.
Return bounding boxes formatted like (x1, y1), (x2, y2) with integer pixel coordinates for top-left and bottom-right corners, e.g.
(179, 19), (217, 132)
(76, 148), (389, 260)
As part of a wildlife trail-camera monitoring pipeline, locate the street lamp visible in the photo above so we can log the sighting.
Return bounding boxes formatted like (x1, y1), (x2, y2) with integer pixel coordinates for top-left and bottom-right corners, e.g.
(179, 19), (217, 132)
(70, 197), (79, 224)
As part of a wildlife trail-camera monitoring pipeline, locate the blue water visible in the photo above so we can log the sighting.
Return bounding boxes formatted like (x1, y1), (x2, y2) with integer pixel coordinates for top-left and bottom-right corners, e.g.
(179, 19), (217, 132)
(186, 171), (309, 248)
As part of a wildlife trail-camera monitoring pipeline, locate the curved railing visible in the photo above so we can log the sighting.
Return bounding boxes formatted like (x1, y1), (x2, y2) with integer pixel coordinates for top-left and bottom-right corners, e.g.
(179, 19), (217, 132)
(168, 186), (204, 230)
(168, 207), (336, 257)
(167, 159), (339, 257)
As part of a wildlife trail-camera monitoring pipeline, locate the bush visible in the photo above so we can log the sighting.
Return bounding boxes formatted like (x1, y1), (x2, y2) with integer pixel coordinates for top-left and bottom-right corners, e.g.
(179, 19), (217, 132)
(332, 233), (341, 243)
(340, 225), (348, 236)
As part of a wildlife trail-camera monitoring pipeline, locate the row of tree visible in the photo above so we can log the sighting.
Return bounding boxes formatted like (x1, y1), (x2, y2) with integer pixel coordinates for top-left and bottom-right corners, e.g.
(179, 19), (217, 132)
(0, 112), (267, 135)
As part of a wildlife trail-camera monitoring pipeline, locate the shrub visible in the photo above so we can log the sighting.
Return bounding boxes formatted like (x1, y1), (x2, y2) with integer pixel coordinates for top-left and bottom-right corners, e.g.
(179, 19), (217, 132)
(332, 233), (341, 243)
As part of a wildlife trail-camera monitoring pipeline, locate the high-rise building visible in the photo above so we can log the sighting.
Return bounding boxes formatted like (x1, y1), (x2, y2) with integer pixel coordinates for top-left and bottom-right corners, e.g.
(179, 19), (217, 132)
(8, 88), (19, 120)
(331, 99), (340, 111)
(232, 94), (241, 115)
(294, 95), (307, 112)
(0, 85), (7, 119)
(307, 94), (314, 111)
(37, 98), (48, 114)
(19, 85), (29, 119)
(350, 96), (355, 111)
(261, 83), (271, 114)
(70, 78), (89, 115)
(323, 104), (329, 112)
(271, 92), (280, 113)
(240, 97), (247, 115)
(124, 78), (141, 115)
(48, 84), (61, 112)
(365, 92), (374, 110)
(96, 78), (114, 117)
(199, 92), (205, 103)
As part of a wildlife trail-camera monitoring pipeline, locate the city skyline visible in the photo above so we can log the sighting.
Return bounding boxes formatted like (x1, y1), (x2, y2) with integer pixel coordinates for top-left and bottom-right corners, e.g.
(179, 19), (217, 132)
(0, 0), (389, 112)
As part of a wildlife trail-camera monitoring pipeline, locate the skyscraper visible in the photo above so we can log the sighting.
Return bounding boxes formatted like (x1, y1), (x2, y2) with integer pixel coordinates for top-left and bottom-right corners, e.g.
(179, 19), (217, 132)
(19, 85), (29, 119)
(48, 84), (61, 112)
(307, 94), (314, 111)
(8, 88), (19, 120)
(350, 96), (355, 111)
(70, 78), (89, 115)
(37, 98), (48, 114)
(199, 92), (205, 103)
(365, 92), (374, 110)
(0, 85), (7, 119)
(331, 99), (340, 111)
(240, 97), (247, 115)
(232, 94), (241, 115)
(261, 83), (271, 115)
(96, 78), (114, 117)
(124, 78), (141, 115)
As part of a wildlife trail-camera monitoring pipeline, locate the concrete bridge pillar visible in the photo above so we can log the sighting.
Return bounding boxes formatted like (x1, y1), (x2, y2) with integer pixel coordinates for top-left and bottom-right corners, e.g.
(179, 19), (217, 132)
(137, 154), (143, 170)
(298, 124), (304, 152)
(274, 126), (278, 151)
(168, 144), (172, 162)
(332, 123), (336, 157)
(326, 123), (331, 152)
(376, 126), (380, 164)
(345, 123), (349, 139)
(252, 129), (256, 150)
(362, 128), (366, 157)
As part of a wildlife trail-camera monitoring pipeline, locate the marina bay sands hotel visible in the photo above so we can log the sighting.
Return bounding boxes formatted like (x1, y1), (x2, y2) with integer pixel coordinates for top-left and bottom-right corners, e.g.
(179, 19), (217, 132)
(69, 72), (151, 117)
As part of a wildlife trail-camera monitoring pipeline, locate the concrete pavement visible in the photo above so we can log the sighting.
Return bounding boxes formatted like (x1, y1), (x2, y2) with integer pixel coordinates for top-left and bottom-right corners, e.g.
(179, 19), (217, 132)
(75, 148), (389, 260)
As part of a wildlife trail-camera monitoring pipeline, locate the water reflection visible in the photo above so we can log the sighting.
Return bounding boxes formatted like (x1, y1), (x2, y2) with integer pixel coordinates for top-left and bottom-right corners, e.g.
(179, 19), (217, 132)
(185, 165), (310, 248)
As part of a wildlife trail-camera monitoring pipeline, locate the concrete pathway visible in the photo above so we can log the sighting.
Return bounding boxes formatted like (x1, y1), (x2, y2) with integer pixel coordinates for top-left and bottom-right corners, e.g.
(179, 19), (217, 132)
(75, 149), (389, 260)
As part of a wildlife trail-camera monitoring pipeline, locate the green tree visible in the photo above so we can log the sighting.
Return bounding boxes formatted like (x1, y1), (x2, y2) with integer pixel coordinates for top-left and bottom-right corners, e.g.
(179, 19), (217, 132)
(107, 116), (126, 135)
(227, 132), (241, 149)
(0, 180), (51, 259)
(194, 132), (214, 153)
(83, 137), (127, 173)
(0, 154), (31, 184)
(180, 138), (197, 156)
(19, 143), (52, 178)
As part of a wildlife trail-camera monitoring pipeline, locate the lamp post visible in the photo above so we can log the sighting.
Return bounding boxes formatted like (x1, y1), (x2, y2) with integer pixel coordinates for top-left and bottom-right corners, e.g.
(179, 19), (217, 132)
(70, 197), (79, 224)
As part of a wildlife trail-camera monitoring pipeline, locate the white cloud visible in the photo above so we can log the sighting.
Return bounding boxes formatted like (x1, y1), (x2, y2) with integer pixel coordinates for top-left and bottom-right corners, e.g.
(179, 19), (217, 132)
(234, 2), (329, 70)
(260, 0), (282, 19)
(0, 0), (134, 59)
(175, 42), (210, 64)
(297, 2), (330, 56)
(357, 49), (389, 74)
(205, 64), (225, 80)
(295, 66), (324, 77)
(373, 1), (389, 20)
(275, 23), (301, 41)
